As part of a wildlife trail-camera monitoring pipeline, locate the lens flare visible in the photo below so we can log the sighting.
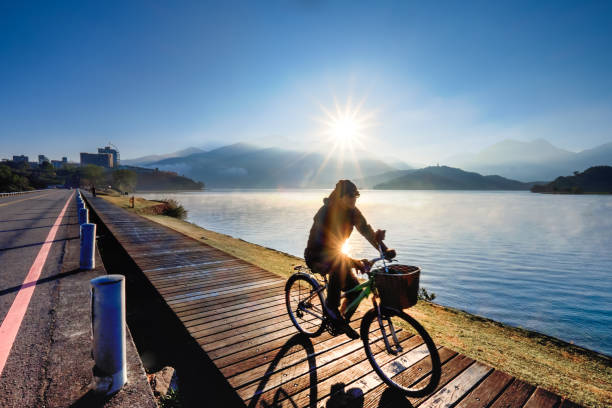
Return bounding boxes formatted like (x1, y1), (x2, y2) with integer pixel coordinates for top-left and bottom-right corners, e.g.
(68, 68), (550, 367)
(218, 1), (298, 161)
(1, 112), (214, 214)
(341, 240), (351, 255)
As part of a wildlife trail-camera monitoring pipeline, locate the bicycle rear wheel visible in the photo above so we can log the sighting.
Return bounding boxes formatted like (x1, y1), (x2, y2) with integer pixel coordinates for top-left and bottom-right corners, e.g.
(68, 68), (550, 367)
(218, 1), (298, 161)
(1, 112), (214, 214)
(285, 273), (326, 337)
(360, 307), (441, 397)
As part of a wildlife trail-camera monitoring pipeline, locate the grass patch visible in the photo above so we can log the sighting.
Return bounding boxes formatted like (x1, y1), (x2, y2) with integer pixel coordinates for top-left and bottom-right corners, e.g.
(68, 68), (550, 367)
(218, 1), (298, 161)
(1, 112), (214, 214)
(102, 195), (612, 408)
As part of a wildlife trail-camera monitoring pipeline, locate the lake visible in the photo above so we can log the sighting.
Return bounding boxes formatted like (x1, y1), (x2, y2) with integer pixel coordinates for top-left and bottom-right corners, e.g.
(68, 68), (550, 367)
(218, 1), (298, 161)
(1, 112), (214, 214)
(141, 190), (612, 356)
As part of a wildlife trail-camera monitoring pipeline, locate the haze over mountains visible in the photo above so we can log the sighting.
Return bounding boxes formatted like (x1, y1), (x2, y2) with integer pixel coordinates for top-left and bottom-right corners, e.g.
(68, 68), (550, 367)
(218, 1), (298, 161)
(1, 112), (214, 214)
(124, 139), (612, 189)
(445, 139), (612, 182)
(122, 147), (206, 166)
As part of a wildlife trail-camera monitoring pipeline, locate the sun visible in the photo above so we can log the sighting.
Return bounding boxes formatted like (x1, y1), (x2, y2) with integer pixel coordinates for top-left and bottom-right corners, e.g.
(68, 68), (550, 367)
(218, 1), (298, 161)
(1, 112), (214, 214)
(318, 97), (375, 151)
(308, 95), (378, 182)
(330, 115), (359, 146)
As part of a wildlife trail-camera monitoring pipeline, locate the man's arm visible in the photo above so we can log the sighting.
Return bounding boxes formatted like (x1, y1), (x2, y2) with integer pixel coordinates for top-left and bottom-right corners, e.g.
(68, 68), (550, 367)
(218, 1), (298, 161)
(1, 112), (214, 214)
(353, 208), (388, 251)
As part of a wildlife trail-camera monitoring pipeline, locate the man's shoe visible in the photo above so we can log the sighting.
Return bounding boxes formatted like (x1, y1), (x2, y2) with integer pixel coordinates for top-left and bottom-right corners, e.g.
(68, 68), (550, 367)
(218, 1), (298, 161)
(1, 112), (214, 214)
(325, 302), (359, 339)
(342, 323), (360, 340)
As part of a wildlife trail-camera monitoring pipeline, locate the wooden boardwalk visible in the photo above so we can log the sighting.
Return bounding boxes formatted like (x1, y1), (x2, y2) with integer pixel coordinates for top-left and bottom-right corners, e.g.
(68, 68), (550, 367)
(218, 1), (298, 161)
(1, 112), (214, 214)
(85, 196), (580, 408)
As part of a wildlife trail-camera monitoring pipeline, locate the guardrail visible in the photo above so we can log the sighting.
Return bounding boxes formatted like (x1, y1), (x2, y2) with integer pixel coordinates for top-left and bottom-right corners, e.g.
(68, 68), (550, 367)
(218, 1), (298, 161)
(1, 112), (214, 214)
(0, 189), (53, 197)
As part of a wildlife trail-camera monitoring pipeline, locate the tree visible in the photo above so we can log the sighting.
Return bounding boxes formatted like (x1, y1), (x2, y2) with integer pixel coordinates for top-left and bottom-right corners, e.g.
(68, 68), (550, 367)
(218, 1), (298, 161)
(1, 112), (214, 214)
(80, 165), (106, 188)
(0, 164), (31, 192)
(112, 169), (137, 193)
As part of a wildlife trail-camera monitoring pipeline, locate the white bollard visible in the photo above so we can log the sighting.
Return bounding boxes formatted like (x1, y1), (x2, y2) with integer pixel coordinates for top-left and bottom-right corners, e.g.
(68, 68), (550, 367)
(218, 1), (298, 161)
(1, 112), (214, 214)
(80, 223), (96, 270)
(90, 275), (127, 395)
(78, 207), (89, 225)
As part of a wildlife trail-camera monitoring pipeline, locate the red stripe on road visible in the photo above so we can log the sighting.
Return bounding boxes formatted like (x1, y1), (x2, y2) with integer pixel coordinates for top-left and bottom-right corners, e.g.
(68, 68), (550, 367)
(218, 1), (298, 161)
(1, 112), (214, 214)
(0, 192), (74, 376)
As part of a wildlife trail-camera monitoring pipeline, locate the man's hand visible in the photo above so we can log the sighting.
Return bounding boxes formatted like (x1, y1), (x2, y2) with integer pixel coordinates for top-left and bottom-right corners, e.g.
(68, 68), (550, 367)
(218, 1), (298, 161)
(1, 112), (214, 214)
(360, 259), (372, 272)
(353, 259), (371, 273)
(384, 248), (396, 260)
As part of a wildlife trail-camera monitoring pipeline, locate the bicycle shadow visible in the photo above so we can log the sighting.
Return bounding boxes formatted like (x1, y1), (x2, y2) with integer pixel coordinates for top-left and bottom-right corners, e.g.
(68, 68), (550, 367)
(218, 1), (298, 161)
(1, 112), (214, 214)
(376, 387), (413, 408)
(248, 333), (317, 408)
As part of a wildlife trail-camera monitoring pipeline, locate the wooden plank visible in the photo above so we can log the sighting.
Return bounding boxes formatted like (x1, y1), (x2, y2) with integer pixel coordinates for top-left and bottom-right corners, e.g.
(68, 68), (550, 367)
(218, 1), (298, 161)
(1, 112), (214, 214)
(166, 278), (281, 305)
(246, 334), (435, 408)
(559, 399), (583, 408)
(523, 387), (561, 408)
(234, 324), (411, 394)
(488, 379), (535, 408)
(364, 353), (473, 408)
(180, 295), (286, 327)
(454, 369), (513, 408)
(214, 308), (368, 372)
(177, 293), (285, 322)
(186, 303), (286, 334)
(418, 362), (492, 408)
(170, 282), (285, 312)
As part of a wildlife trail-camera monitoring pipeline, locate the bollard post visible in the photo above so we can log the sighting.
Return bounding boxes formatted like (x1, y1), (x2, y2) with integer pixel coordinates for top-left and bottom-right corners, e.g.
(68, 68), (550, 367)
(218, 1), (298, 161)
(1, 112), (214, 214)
(90, 275), (127, 395)
(78, 207), (89, 225)
(80, 223), (96, 270)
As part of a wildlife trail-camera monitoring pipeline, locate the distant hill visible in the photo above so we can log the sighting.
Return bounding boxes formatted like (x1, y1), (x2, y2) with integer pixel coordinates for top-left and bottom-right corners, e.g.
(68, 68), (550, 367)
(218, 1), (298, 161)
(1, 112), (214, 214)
(531, 166), (612, 194)
(122, 147), (205, 166)
(373, 166), (531, 190)
(118, 166), (204, 191)
(354, 170), (415, 189)
(446, 139), (612, 182)
(147, 142), (396, 188)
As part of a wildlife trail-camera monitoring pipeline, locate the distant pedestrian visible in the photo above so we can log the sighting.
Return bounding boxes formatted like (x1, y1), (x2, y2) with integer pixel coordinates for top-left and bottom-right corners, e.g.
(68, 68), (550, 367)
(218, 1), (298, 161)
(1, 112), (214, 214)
(92, 185), (96, 197)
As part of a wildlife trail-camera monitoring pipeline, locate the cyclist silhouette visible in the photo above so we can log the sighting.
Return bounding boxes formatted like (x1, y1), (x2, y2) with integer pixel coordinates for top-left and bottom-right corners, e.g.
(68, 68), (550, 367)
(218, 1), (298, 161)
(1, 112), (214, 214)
(304, 180), (395, 338)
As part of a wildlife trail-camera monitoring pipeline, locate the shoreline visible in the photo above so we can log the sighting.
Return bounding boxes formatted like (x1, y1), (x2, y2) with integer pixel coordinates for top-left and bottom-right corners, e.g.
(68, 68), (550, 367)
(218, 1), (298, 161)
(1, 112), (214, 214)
(102, 194), (612, 407)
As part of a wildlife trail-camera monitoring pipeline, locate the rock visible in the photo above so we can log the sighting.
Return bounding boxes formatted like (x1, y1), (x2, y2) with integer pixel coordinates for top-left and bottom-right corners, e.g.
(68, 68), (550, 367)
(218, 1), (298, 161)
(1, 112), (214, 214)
(150, 366), (178, 397)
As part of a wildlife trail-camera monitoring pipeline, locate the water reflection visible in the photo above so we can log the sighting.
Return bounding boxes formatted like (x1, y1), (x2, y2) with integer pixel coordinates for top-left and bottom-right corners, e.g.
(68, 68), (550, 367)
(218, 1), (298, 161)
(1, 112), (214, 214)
(141, 190), (612, 355)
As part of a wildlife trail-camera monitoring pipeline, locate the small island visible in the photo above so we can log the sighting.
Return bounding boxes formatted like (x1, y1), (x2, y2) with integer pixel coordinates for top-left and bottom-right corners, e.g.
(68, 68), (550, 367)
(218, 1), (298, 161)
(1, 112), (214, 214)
(373, 165), (531, 190)
(531, 166), (612, 194)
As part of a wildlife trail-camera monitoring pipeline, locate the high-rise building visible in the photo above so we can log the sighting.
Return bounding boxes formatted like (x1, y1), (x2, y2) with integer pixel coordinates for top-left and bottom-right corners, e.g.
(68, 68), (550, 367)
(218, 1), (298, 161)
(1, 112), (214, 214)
(12, 155), (29, 163)
(38, 155), (49, 165)
(98, 146), (120, 167)
(80, 152), (113, 168)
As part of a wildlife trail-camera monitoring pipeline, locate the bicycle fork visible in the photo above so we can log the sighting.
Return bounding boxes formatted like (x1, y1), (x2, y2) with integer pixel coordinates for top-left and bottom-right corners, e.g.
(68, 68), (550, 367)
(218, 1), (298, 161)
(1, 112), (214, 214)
(373, 298), (403, 355)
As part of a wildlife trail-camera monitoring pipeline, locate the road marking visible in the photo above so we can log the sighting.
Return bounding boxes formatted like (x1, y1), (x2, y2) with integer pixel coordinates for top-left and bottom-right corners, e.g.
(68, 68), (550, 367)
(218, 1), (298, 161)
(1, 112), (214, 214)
(0, 192), (74, 376)
(0, 191), (54, 208)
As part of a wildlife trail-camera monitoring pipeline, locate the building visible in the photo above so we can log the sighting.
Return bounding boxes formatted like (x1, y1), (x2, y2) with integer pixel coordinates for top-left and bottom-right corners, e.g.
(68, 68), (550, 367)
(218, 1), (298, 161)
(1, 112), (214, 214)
(51, 157), (69, 169)
(38, 155), (49, 165)
(12, 155), (29, 163)
(98, 146), (120, 167)
(80, 152), (113, 168)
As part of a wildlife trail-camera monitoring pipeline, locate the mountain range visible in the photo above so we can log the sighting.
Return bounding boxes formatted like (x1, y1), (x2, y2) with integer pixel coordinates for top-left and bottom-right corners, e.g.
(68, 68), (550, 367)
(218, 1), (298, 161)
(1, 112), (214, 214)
(445, 139), (612, 182)
(122, 147), (205, 166)
(123, 139), (612, 189)
(138, 143), (396, 188)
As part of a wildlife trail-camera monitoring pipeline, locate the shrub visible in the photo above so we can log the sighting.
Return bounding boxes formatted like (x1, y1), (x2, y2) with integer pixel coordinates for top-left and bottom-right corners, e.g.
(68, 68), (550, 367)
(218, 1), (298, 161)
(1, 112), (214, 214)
(161, 199), (187, 220)
(418, 287), (436, 301)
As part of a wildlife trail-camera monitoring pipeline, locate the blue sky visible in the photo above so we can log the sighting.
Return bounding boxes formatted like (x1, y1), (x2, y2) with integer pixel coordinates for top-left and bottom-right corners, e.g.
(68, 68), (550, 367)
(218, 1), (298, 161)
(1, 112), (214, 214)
(1, 1), (611, 164)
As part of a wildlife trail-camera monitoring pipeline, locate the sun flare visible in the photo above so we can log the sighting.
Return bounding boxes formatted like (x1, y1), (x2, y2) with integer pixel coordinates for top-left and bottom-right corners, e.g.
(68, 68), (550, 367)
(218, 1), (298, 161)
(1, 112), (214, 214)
(330, 115), (359, 145)
(341, 240), (351, 255)
(309, 96), (378, 182)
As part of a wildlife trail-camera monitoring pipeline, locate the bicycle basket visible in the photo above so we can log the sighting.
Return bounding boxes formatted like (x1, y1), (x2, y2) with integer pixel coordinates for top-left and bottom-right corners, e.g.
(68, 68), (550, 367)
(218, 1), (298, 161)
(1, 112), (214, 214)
(373, 265), (420, 310)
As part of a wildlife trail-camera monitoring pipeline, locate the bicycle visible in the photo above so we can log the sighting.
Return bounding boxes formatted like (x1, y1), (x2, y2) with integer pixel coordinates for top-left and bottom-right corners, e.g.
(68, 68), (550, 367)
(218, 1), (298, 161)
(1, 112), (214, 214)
(285, 245), (441, 397)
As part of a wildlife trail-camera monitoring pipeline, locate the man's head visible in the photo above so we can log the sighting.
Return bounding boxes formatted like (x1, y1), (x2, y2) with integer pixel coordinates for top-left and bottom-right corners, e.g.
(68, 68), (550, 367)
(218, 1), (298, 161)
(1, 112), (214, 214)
(336, 179), (359, 209)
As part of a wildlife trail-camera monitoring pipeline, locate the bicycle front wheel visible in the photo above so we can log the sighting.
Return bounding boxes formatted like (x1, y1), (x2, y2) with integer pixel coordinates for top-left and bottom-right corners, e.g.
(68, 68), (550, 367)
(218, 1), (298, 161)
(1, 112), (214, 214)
(360, 307), (441, 397)
(285, 273), (326, 337)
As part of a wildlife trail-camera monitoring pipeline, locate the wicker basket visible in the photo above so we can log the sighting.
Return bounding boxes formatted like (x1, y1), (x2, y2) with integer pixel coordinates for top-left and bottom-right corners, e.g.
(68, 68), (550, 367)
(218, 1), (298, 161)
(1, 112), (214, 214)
(374, 265), (420, 310)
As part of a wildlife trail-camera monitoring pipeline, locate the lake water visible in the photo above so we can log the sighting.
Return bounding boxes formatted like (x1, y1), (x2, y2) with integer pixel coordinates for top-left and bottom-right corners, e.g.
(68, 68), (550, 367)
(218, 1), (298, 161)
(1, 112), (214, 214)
(141, 190), (612, 356)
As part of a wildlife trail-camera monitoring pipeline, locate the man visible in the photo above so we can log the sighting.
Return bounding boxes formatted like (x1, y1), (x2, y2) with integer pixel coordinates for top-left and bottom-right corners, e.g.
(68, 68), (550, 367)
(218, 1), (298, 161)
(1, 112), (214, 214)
(304, 180), (395, 339)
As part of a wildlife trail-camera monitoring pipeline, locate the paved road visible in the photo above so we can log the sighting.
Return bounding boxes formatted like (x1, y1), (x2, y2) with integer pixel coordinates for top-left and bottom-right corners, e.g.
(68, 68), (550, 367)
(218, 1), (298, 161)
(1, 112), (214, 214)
(0, 189), (78, 406)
